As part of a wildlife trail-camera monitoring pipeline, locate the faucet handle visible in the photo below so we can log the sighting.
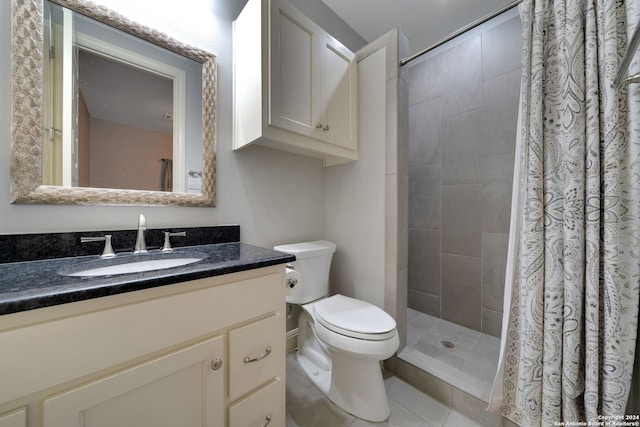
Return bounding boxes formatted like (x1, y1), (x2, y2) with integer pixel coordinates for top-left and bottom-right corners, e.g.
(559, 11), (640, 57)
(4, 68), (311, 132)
(81, 234), (116, 259)
(162, 231), (187, 252)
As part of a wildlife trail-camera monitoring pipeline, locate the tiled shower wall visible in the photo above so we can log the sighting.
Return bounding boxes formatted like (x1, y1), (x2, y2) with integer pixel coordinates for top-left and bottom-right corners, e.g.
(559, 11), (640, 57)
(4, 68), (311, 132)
(407, 13), (521, 337)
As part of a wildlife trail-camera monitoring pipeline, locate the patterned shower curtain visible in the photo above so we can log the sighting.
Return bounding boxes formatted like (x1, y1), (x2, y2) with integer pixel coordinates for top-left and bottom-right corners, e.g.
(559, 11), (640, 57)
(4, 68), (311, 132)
(488, 0), (640, 425)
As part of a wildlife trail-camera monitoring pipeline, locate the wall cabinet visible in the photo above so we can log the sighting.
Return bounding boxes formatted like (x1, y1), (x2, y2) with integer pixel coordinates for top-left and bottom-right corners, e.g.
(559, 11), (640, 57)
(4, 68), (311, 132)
(0, 266), (286, 427)
(233, 0), (358, 166)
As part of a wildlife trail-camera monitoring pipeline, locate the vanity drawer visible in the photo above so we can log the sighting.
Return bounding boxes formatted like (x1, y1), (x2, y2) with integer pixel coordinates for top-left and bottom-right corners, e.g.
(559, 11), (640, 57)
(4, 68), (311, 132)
(228, 378), (283, 427)
(228, 313), (283, 400)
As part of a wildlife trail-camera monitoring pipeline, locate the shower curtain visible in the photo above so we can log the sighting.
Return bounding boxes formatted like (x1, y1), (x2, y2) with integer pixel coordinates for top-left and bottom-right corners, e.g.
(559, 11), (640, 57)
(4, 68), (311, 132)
(488, 0), (640, 425)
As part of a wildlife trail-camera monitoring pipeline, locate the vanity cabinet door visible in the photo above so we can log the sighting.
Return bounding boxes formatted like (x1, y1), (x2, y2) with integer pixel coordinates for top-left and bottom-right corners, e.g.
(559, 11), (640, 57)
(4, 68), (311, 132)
(43, 336), (224, 427)
(0, 408), (26, 427)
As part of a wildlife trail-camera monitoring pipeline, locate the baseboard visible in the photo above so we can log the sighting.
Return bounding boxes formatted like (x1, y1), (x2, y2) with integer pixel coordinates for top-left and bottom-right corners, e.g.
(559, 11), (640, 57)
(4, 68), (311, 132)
(286, 328), (298, 353)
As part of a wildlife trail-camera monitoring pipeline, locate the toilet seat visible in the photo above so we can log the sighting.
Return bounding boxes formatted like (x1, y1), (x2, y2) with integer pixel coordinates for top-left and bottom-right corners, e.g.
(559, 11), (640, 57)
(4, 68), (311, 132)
(313, 294), (397, 341)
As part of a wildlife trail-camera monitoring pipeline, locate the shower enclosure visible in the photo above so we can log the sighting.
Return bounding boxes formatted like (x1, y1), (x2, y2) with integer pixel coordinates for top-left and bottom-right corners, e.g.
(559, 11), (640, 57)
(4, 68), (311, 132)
(401, 6), (522, 407)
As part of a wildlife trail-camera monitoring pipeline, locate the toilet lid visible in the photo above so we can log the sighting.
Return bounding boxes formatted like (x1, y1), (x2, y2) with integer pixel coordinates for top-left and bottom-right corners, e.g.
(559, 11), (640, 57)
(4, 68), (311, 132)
(313, 294), (397, 341)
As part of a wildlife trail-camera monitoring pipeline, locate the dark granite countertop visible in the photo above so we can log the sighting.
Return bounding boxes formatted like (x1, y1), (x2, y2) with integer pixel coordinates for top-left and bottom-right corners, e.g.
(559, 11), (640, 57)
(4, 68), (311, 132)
(0, 242), (295, 316)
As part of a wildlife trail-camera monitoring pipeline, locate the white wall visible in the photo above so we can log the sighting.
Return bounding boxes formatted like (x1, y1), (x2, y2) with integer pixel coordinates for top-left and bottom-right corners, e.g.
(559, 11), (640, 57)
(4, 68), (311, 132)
(325, 48), (387, 308)
(0, 0), (364, 249)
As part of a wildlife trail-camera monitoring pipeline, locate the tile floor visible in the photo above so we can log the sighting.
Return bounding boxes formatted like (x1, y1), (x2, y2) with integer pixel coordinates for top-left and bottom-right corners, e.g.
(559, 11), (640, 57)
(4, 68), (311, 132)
(400, 309), (501, 402)
(285, 352), (483, 427)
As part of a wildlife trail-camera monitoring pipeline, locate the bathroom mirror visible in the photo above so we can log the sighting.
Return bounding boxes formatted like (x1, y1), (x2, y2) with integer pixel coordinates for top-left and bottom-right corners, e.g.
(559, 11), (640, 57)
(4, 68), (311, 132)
(10, 0), (217, 206)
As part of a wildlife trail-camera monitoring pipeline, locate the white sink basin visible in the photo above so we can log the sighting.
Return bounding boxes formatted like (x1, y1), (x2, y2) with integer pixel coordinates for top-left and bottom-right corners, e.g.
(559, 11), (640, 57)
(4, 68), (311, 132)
(61, 254), (206, 277)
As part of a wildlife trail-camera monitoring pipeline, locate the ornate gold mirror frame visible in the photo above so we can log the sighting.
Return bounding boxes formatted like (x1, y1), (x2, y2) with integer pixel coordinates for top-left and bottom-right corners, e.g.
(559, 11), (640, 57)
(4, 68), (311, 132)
(10, 0), (217, 206)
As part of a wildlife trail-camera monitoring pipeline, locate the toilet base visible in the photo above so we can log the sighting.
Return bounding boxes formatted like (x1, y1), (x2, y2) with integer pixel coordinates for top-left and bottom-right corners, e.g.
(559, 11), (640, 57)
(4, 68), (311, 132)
(297, 312), (391, 422)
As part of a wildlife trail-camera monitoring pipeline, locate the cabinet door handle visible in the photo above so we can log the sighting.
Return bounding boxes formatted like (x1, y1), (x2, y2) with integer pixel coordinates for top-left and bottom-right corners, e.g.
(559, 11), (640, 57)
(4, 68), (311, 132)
(315, 123), (323, 129)
(243, 346), (272, 363)
(211, 358), (223, 370)
(263, 414), (272, 427)
(323, 125), (329, 131)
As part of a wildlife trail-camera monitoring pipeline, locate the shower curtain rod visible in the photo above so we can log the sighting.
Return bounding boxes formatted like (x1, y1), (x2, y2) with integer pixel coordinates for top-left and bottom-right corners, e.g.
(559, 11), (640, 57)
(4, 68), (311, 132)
(614, 18), (640, 87)
(399, 0), (523, 67)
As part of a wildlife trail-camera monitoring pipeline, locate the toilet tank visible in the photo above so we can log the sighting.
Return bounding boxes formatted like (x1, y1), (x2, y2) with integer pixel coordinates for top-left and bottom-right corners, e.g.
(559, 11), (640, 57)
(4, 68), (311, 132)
(273, 240), (336, 304)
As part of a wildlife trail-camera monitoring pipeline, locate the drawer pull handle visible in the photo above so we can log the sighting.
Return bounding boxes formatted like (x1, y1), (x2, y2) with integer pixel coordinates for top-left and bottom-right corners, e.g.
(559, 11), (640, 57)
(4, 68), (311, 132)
(243, 346), (272, 363)
(263, 414), (272, 426)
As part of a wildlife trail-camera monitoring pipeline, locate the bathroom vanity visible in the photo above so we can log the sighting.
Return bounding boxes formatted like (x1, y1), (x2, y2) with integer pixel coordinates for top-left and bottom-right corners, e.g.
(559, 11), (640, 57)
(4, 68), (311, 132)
(0, 228), (293, 427)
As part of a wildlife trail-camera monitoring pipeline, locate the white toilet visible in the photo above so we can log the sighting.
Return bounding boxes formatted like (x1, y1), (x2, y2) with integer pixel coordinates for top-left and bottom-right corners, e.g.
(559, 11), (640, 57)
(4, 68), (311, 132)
(274, 240), (399, 422)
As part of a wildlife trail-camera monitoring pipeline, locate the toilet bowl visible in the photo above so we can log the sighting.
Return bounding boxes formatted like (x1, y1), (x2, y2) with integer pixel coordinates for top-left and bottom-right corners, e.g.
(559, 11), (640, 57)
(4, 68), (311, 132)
(274, 241), (399, 422)
(297, 294), (399, 422)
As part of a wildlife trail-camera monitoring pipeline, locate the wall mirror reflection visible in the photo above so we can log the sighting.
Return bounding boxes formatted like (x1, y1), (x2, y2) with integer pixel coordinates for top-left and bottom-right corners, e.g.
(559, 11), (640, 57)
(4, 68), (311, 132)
(10, 0), (216, 206)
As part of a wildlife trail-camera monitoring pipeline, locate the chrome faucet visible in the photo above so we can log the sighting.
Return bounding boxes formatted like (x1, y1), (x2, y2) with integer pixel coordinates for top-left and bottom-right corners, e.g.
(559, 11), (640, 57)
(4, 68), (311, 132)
(133, 214), (148, 254)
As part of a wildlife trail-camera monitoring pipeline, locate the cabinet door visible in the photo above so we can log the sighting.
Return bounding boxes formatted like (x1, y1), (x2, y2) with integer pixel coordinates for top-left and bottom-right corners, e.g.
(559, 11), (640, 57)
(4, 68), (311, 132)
(320, 35), (357, 150)
(269, 0), (322, 137)
(43, 336), (224, 427)
(0, 408), (26, 427)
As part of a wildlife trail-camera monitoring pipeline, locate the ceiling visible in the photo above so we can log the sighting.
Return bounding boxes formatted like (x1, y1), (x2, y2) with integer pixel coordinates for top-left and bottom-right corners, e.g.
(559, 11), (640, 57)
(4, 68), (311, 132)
(321, 0), (515, 57)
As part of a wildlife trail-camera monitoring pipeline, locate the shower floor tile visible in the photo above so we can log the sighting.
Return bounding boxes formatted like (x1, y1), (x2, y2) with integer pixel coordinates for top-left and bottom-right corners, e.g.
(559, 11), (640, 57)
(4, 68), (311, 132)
(399, 308), (501, 402)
